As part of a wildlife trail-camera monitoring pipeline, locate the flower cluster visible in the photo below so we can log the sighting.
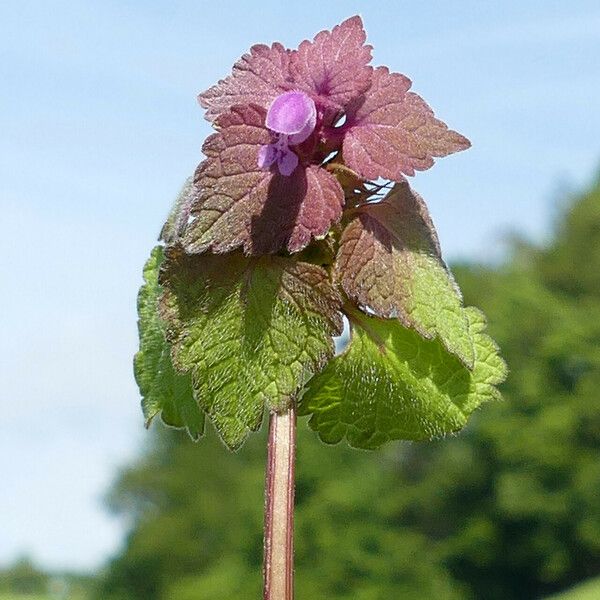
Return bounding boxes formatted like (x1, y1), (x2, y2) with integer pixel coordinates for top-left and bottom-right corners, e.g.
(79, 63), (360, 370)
(182, 16), (469, 256)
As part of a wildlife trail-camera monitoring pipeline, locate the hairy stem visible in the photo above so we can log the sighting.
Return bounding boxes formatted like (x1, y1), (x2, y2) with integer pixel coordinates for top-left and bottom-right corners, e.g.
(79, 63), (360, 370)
(263, 407), (296, 600)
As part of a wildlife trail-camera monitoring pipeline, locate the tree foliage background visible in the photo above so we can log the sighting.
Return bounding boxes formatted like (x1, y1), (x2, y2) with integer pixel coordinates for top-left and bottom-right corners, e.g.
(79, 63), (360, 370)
(95, 178), (600, 600)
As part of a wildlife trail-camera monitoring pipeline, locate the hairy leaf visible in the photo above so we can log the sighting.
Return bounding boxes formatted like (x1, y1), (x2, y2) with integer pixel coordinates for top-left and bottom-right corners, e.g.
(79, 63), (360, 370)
(160, 247), (342, 450)
(336, 182), (474, 367)
(300, 306), (506, 449)
(183, 104), (344, 255)
(159, 177), (194, 244)
(134, 247), (205, 440)
(198, 42), (292, 122)
(343, 67), (470, 180)
(290, 15), (373, 109)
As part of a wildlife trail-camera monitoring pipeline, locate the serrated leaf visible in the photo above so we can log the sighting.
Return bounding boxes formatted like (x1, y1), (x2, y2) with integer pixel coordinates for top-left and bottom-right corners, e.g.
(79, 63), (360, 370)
(300, 305), (506, 449)
(184, 104), (344, 256)
(160, 247), (342, 450)
(336, 181), (474, 367)
(198, 42), (292, 122)
(290, 15), (373, 109)
(199, 16), (372, 122)
(343, 66), (470, 181)
(134, 247), (205, 440)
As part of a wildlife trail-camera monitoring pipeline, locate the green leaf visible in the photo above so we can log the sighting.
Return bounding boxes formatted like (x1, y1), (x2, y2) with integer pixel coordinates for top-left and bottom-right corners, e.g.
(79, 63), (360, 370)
(300, 305), (506, 449)
(159, 177), (195, 244)
(336, 181), (475, 367)
(134, 246), (205, 440)
(160, 247), (342, 450)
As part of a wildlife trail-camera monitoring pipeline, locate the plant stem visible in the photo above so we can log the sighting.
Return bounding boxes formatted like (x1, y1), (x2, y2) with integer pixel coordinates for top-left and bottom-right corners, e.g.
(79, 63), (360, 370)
(263, 407), (296, 600)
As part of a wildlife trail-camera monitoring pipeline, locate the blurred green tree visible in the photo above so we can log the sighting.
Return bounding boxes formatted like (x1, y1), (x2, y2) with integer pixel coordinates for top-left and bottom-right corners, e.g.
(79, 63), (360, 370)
(97, 427), (463, 600)
(97, 178), (600, 599)
(0, 556), (48, 595)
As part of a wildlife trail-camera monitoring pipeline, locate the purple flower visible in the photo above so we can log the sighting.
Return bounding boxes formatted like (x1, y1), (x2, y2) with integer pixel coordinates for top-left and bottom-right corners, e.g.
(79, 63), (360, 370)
(183, 16), (469, 256)
(258, 91), (317, 176)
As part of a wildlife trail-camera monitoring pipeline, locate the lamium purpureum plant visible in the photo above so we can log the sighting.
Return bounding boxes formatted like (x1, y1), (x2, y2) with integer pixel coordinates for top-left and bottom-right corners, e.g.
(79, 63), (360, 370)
(135, 15), (507, 599)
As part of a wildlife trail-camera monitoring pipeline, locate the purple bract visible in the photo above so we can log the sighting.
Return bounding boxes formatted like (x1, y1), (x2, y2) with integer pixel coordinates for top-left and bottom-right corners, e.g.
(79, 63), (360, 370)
(184, 16), (470, 256)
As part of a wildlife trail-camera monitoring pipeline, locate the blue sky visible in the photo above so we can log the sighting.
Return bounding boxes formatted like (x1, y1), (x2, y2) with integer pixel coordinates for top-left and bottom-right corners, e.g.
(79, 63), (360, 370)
(1, 0), (599, 571)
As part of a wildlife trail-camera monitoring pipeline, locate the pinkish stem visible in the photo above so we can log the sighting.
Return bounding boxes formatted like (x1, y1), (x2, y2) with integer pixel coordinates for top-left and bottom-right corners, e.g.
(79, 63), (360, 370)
(263, 407), (296, 600)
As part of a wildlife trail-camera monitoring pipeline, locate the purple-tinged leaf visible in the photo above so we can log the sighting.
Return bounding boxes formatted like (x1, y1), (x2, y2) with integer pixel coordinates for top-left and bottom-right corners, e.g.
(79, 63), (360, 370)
(336, 181), (475, 367)
(343, 67), (471, 180)
(290, 15), (373, 110)
(183, 104), (344, 255)
(198, 43), (292, 121)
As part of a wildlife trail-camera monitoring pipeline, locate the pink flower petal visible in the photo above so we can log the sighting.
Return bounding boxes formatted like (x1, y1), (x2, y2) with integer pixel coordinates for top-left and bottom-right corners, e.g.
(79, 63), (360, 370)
(277, 147), (299, 176)
(266, 91), (316, 140)
(258, 144), (277, 169)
